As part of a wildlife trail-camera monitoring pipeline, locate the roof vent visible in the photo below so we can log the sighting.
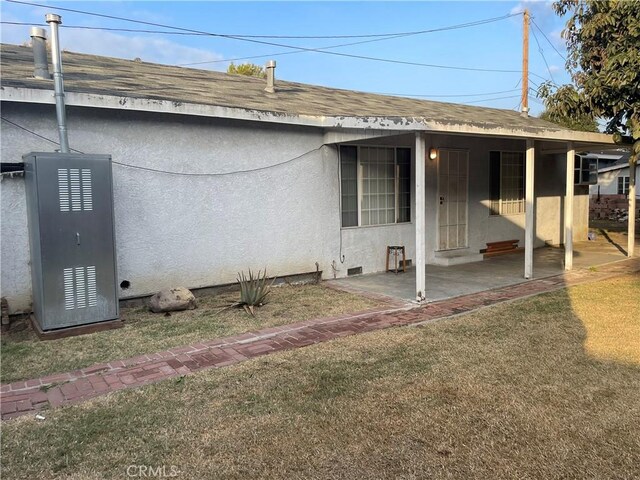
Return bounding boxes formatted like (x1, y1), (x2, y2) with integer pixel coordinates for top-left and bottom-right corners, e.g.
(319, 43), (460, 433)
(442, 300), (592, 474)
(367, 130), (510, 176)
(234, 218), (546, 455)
(29, 26), (50, 80)
(265, 60), (276, 93)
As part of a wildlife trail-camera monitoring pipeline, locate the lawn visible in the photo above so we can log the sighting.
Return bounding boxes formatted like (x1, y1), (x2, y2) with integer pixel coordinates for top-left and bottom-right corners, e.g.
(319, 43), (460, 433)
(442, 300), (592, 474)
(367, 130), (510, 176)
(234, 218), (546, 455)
(1, 274), (639, 479)
(0, 284), (382, 383)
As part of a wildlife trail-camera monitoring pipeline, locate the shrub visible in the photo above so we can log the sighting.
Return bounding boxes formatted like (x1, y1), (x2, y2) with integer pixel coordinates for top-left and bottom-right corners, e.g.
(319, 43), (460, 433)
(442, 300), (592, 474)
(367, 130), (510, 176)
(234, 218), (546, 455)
(237, 269), (275, 315)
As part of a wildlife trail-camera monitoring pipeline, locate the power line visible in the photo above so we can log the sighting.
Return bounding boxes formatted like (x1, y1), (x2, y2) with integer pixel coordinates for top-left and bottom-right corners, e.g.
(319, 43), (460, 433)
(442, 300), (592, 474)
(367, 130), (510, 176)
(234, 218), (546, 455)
(6, 1), (530, 75)
(1, 13), (521, 40)
(530, 26), (556, 84)
(0, 116), (325, 176)
(371, 88), (520, 98)
(530, 18), (567, 61)
(0, 117), (84, 153)
(462, 94), (521, 105)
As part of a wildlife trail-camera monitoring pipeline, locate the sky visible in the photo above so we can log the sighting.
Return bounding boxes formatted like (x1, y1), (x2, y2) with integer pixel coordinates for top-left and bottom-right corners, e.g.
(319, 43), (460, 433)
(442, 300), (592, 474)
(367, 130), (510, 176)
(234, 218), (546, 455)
(0, 0), (573, 115)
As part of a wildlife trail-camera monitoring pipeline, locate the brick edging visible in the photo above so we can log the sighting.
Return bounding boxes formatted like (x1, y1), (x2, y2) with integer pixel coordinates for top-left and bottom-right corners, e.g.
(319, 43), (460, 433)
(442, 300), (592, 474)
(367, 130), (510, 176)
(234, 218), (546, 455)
(1, 258), (638, 420)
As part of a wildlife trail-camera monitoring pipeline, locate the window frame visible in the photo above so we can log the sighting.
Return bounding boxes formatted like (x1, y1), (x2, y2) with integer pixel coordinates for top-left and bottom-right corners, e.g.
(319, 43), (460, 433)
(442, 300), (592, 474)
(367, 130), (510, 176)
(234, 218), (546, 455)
(339, 145), (412, 229)
(489, 150), (526, 216)
(618, 176), (630, 195)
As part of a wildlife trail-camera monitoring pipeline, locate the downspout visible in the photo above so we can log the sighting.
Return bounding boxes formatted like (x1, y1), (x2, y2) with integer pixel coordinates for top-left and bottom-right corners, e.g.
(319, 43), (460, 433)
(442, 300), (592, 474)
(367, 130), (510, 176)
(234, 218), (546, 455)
(45, 13), (70, 153)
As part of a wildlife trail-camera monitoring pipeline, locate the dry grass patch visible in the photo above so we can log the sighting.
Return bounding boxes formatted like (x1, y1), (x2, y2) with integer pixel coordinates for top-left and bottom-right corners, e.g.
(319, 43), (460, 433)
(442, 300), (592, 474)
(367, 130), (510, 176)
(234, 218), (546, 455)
(1, 274), (639, 479)
(0, 284), (382, 383)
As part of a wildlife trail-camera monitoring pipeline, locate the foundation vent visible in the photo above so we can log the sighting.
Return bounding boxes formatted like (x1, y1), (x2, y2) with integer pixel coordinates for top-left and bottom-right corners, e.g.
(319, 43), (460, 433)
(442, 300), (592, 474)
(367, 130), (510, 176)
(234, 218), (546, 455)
(347, 266), (363, 276)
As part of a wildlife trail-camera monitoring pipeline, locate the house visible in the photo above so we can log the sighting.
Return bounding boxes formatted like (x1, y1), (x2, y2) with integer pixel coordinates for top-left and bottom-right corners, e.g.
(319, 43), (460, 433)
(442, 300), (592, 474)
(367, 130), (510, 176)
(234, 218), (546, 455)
(590, 153), (638, 198)
(588, 152), (639, 222)
(1, 42), (628, 314)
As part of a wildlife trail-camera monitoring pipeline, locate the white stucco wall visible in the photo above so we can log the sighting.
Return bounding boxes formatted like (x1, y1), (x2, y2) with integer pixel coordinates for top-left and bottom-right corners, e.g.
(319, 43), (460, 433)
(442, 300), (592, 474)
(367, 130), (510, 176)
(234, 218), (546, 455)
(1, 103), (589, 313)
(590, 166), (639, 197)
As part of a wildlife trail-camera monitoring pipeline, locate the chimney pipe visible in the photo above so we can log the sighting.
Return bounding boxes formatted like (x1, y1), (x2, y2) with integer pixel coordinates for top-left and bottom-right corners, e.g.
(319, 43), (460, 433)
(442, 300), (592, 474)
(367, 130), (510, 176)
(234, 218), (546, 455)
(29, 27), (50, 80)
(265, 60), (276, 93)
(45, 13), (70, 153)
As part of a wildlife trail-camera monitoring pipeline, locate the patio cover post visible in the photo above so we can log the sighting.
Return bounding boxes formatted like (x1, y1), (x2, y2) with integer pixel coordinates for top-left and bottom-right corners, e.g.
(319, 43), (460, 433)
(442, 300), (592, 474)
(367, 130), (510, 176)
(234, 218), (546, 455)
(564, 142), (575, 270)
(629, 155), (637, 257)
(524, 139), (535, 279)
(415, 131), (426, 301)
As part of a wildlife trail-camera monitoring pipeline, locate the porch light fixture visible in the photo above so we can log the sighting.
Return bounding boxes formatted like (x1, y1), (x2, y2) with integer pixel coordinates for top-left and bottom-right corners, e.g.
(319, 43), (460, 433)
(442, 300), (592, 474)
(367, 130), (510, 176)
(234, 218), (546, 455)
(429, 147), (438, 161)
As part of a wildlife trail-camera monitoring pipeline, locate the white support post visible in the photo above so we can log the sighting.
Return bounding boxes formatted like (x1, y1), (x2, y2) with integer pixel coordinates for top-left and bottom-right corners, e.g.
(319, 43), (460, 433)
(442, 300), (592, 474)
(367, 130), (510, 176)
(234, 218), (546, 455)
(524, 139), (535, 279)
(629, 155), (637, 257)
(564, 142), (575, 270)
(415, 132), (426, 301)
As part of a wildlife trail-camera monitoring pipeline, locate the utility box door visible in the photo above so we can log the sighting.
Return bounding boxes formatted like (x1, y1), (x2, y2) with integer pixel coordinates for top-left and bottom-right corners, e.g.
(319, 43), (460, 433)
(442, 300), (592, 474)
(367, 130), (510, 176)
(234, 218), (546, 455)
(24, 153), (118, 330)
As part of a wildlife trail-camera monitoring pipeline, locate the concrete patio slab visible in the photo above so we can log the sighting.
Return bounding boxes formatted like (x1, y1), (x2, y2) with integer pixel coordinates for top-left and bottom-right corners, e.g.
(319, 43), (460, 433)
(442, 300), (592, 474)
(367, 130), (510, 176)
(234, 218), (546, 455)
(331, 234), (637, 302)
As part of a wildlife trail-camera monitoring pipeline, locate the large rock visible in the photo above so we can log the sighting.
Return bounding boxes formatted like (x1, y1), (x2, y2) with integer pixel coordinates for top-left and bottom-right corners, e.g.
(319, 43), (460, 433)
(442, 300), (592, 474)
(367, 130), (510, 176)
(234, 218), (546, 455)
(149, 287), (197, 313)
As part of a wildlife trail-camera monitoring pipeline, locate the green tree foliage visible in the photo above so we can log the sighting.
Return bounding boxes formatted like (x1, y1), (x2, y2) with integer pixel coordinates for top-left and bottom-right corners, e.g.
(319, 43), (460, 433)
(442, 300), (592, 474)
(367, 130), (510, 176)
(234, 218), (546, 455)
(227, 62), (266, 78)
(538, 0), (640, 160)
(539, 109), (598, 132)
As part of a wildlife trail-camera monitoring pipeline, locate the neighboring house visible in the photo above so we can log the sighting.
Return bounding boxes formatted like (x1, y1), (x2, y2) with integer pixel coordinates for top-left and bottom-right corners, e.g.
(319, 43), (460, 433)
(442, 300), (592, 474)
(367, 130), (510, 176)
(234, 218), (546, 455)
(590, 154), (639, 198)
(0, 43), (617, 312)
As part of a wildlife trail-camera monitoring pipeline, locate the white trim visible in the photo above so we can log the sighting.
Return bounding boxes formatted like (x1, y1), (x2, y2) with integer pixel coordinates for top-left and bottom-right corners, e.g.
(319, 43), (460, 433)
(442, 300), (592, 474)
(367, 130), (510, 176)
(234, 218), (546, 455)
(1, 86), (617, 144)
(598, 164), (630, 173)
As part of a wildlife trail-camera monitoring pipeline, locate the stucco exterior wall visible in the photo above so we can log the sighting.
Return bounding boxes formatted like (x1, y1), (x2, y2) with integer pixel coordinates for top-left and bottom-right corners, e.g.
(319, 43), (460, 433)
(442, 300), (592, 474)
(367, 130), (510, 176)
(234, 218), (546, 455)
(590, 166), (639, 197)
(1, 103), (588, 313)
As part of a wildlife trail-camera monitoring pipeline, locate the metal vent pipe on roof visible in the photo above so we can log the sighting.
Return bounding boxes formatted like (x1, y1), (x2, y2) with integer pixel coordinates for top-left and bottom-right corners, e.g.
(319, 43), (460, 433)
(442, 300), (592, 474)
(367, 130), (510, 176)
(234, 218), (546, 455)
(29, 27), (50, 80)
(265, 60), (276, 93)
(45, 13), (70, 153)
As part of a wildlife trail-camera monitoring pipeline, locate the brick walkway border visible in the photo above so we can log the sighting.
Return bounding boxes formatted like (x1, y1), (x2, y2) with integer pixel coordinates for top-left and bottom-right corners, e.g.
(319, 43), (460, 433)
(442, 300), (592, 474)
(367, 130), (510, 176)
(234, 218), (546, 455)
(2, 258), (638, 420)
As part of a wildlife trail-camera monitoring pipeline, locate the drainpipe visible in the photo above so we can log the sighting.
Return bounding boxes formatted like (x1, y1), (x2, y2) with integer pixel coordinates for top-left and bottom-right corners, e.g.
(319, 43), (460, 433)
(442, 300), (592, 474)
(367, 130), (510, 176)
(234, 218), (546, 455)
(29, 27), (50, 79)
(265, 60), (276, 93)
(46, 13), (70, 153)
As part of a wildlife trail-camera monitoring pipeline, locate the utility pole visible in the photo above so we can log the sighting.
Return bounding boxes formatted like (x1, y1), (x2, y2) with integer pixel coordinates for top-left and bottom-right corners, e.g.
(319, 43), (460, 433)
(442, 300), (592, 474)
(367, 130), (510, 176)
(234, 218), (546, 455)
(521, 9), (530, 116)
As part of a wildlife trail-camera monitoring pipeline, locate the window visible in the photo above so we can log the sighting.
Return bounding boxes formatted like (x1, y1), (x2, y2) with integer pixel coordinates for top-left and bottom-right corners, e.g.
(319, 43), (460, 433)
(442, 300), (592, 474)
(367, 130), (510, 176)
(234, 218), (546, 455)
(489, 151), (525, 215)
(574, 155), (598, 185)
(340, 145), (411, 227)
(618, 176), (630, 195)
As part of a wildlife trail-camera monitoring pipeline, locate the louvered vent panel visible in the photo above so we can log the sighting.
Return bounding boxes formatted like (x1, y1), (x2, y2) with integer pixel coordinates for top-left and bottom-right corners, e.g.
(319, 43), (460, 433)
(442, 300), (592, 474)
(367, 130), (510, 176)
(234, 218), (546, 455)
(87, 266), (97, 307)
(63, 266), (98, 310)
(70, 169), (82, 212)
(58, 169), (70, 212)
(63, 268), (75, 310)
(58, 168), (94, 213)
(81, 169), (93, 211)
(75, 266), (86, 308)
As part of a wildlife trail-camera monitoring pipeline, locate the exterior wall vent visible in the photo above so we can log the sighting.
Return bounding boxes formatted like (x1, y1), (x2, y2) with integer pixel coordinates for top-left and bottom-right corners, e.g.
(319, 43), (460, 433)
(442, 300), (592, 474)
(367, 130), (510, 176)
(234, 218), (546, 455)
(347, 266), (363, 276)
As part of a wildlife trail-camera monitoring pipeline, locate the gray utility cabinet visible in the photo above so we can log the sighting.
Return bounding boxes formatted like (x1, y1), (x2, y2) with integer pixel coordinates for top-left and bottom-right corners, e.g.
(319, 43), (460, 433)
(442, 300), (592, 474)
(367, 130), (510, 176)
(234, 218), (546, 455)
(24, 152), (118, 331)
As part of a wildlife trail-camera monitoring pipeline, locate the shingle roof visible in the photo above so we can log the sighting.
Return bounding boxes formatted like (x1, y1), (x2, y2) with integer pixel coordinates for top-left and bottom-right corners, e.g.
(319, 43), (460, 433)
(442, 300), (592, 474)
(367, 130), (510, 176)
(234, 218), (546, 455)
(0, 43), (603, 139)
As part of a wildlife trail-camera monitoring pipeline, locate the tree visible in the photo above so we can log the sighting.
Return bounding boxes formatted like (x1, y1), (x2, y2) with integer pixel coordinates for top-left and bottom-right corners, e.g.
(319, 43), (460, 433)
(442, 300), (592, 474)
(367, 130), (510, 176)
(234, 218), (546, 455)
(227, 63), (265, 78)
(538, 0), (640, 160)
(539, 108), (598, 132)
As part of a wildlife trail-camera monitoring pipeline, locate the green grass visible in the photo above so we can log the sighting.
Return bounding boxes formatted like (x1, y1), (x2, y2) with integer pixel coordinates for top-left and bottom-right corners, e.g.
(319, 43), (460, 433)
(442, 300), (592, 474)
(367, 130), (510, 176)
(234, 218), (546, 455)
(1, 274), (638, 479)
(0, 284), (381, 383)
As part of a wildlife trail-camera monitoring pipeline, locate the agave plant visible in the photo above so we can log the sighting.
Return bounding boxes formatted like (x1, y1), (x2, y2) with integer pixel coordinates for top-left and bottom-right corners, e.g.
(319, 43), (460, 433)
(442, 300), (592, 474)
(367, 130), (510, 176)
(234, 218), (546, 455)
(237, 269), (275, 316)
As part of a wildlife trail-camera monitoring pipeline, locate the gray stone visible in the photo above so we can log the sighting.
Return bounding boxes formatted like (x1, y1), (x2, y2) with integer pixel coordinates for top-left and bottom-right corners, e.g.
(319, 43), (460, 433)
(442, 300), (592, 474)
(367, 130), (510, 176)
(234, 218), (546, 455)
(149, 287), (197, 313)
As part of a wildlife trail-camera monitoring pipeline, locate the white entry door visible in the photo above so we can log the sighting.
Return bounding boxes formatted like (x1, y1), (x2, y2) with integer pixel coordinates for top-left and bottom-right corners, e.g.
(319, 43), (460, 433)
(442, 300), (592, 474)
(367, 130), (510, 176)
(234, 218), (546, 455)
(437, 149), (469, 250)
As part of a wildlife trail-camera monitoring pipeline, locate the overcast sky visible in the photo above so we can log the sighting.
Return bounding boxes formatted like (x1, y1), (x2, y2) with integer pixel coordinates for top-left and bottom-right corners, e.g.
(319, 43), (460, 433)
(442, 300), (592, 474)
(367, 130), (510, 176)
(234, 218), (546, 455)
(0, 1), (573, 115)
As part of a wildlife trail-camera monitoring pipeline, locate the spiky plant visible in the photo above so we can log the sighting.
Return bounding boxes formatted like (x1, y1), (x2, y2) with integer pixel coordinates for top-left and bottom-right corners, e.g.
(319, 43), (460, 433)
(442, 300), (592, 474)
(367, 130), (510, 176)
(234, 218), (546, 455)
(237, 269), (274, 316)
